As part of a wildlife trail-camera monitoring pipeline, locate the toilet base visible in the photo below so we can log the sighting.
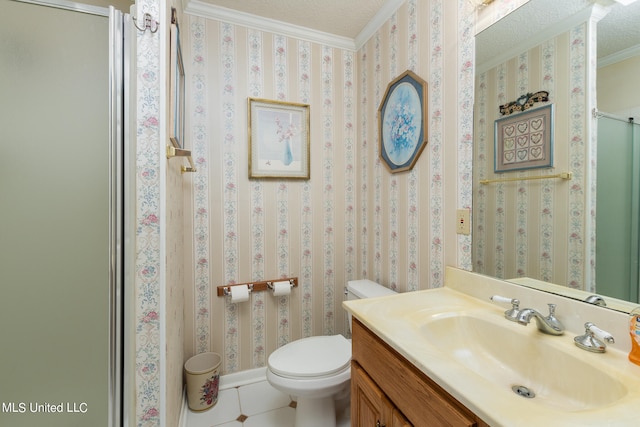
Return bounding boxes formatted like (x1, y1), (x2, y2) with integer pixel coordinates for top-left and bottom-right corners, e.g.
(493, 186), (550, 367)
(295, 395), (336, 427)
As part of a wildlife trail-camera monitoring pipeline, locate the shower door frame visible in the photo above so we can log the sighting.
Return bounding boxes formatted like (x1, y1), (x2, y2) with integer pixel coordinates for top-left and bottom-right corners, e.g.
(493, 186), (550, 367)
(109, 6), (130, 427)
(13, 1), (131, 425)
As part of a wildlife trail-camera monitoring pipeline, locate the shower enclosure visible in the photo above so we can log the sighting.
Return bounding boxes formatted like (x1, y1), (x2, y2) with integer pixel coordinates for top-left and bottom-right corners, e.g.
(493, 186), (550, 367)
(596, 113), (640, 303)
(0, 1), (130, 425)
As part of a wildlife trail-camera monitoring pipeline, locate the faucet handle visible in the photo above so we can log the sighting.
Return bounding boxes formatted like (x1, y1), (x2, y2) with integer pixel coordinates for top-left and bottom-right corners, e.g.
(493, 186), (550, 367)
(574, 322), (614, 353)
(491, 295), (515, 304)
(587, 322), (615, 344)
(490, 295), (520, 322)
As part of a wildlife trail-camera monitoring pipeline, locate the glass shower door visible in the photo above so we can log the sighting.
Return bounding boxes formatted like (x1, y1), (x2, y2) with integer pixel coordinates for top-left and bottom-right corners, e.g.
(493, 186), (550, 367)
(596, 115), (640, 303)
(0, 1), (125, 425)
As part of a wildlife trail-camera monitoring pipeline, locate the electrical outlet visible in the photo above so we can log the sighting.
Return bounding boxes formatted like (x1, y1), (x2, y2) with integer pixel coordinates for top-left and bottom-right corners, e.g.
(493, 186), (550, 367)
(456, 208), (470, 235)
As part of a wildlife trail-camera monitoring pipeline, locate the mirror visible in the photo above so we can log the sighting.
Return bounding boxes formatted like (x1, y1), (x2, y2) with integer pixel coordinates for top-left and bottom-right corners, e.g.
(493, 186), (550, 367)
(473, 0), (640, 312)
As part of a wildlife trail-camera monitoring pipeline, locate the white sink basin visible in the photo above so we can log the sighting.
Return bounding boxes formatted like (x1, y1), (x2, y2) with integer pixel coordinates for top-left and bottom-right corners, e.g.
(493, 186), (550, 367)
(344, 285), (640, 426)
(420, 313), (627, 411)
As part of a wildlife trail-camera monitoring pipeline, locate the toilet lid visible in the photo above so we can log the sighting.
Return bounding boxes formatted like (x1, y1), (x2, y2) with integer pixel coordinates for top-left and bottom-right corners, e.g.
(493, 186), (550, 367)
(268, 335), (351, 378)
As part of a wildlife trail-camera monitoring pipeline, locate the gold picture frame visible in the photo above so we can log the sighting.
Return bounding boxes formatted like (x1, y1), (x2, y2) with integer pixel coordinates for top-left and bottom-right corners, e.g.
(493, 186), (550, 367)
(248, 98), (310, 179)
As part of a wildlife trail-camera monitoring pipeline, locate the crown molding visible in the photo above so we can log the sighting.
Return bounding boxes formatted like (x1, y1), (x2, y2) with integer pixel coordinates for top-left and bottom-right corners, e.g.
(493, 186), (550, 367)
(354, 0), (407, 51)
(184, 0), (404, 52)
(599, 44), (640, 68)
(184, 0), (356, 50)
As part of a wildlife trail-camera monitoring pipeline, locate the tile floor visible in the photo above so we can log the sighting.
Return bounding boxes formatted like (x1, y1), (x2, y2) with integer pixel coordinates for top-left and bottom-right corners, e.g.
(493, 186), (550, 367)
(186, 377), (351, 427)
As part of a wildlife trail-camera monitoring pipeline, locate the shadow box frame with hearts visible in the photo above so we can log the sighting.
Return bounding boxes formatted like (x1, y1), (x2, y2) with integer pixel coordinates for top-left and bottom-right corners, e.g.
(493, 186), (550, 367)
(494, 104), (554, 173)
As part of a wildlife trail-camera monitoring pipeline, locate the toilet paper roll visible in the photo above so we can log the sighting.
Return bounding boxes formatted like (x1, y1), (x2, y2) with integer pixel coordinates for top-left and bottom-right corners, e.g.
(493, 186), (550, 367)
(230, 284), (250, 303)
(272, 281), (291, 297)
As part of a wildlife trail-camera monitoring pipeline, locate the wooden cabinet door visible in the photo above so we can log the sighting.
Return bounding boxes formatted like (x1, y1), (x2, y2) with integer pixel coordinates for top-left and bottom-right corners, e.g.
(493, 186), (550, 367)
(392, 409), (413, 427)
(351, 361), (393, 427)
(352, 319), (481, 427)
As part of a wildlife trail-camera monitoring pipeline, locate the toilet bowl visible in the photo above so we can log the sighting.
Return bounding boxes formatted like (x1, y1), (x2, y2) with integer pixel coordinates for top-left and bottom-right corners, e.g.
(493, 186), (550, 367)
(267, 335), (351, 427)
(267, 279), (396, 427)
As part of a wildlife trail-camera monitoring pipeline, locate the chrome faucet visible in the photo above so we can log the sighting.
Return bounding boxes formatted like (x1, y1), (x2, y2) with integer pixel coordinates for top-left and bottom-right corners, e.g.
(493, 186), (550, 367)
(516, 303), (564, 335)
(584, 295), (607, 307)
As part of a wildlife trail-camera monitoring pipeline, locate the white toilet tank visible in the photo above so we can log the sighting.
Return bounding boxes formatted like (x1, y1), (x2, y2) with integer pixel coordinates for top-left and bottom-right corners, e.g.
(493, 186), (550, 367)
(345, 279), (396, 333)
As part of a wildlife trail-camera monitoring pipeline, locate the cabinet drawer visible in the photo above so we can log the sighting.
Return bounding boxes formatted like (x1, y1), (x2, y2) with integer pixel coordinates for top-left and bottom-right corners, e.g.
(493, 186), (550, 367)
(352, 319), (486, 427)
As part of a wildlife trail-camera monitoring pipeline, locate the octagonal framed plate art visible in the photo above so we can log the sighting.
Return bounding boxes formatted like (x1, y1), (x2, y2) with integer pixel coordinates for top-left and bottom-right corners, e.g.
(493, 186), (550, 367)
(378, 70), (428, 173)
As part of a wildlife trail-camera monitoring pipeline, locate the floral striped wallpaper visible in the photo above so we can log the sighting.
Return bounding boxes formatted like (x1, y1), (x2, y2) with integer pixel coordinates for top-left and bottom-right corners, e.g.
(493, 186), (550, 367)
(473, 16), (598, 291)
(185, 16), (361, 373)
(182, 0), (475, 375)
(133, 0), (186, 426)
(133, 0), (163, 425)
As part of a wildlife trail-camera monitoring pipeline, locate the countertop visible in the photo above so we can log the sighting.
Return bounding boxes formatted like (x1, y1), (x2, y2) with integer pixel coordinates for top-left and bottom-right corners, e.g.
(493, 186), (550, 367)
(343, 281), (640, 427)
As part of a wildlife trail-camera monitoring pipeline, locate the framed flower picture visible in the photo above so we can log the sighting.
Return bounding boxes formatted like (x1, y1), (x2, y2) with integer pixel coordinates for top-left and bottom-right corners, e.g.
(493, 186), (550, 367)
(248, 98), (310, 179)
(378, 70), (428, 173)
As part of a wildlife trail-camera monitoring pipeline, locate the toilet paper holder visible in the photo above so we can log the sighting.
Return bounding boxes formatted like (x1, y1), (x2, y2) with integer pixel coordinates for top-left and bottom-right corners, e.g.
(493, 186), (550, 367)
(266, 279), (295, 292)
(217, 277), (298, 297)
(221, 283), (253, 297)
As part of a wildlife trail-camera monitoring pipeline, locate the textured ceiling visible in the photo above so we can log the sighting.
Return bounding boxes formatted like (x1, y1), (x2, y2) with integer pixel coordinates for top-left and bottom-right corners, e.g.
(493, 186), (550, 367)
(195, 0), (387, 39)
(476, 0), (640, 70)
(598, 0), (640, 59)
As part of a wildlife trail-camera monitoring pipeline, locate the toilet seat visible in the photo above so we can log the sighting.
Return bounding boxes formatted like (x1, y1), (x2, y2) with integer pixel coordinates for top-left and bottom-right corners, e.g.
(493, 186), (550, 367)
(268, 335), (351, 379)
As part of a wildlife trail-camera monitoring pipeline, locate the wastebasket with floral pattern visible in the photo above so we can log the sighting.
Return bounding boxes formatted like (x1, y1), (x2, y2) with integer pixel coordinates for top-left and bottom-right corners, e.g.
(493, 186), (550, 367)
(184, 352), (222, 411)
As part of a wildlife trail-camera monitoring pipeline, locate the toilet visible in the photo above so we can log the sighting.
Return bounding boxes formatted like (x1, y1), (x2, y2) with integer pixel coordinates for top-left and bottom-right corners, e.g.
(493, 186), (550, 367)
(267, 279), (397, 427)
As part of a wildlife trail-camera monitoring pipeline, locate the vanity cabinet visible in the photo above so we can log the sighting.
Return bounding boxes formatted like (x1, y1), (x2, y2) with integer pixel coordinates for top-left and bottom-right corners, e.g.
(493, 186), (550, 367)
(351, 318), (490, 427)
(352, 361), (412, 427)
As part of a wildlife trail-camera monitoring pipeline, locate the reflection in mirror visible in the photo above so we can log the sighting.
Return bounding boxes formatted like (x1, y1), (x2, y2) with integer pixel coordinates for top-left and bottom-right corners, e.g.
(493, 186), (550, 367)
(473, 0), (640, 312)
(508, 276), (639, 313)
